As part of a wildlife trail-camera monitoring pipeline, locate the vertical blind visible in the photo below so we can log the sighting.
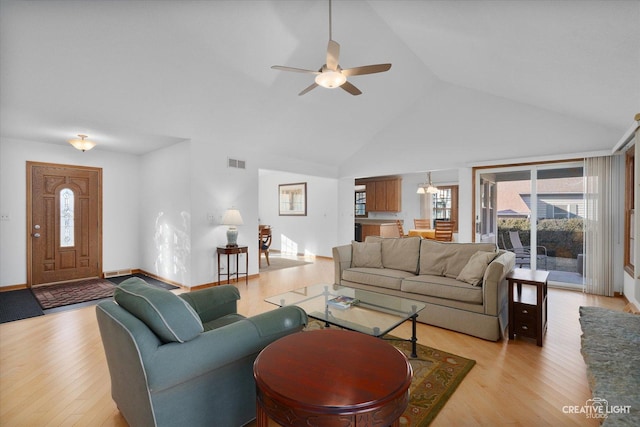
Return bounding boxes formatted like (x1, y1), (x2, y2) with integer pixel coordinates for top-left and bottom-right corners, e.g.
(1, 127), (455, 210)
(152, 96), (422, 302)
(584, 156), (615, 296)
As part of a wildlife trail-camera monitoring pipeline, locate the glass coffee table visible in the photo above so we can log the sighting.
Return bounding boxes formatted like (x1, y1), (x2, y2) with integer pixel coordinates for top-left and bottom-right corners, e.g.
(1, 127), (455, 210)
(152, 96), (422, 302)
(265, 283), (426, 358)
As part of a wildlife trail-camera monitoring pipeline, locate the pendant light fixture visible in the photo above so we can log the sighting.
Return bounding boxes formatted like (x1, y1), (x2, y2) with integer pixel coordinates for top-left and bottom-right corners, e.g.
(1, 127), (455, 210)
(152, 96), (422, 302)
(68, 134), (96, 152)
(417, 172), (439, 194)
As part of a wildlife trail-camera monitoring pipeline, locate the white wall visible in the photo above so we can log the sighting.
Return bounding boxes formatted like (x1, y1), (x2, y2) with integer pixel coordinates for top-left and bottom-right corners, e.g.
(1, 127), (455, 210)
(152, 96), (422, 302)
(0, 137), (140, 288)
(0, 134), (342, 289)
(185, 139), (261, 287)
(338, 81), (616, 180)
(259, 169), (338, 258)
(139, 141), (191, 286)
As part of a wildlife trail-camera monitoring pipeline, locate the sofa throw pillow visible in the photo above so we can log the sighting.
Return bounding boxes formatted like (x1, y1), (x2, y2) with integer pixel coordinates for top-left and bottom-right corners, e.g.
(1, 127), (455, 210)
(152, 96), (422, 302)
(380, 236), (421, 274)
(456, 251), (499, 286)
(419, 240), (497, 278)
(351, 241), (383, 268)
(114, 277), (204, 343)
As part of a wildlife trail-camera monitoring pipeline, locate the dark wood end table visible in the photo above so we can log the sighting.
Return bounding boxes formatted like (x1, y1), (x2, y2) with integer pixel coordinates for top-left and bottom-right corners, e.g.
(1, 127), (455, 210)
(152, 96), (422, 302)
(216, 245), (248, 285)
(253, 329), (412, 426)
(507, 268), (549, 346)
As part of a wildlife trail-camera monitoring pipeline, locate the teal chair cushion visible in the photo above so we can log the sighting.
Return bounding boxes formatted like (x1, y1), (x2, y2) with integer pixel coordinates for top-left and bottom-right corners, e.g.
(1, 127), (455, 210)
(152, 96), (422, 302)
(114, 277), (203, 343)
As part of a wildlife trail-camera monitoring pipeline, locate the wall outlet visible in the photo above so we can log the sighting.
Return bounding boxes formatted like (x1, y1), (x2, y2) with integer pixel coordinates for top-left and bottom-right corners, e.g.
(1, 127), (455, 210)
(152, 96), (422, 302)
(0, 214), (10, 221)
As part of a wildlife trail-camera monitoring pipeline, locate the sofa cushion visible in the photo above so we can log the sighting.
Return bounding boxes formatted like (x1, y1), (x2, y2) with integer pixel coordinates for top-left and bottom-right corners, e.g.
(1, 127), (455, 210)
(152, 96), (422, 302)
(342, 267), (415, 291)
(401, 275), (484, 304)
(367, 236), (421, 274)
(419, 240), (496, 278)
(457, 251), (499, 286)
(114, 277), (204, 343)
(351, 241), (383, 268)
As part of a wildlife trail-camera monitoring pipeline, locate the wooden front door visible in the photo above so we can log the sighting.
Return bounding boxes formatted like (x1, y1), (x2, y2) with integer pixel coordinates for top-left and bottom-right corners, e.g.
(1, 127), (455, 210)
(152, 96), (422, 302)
(27, 162), (102, 286)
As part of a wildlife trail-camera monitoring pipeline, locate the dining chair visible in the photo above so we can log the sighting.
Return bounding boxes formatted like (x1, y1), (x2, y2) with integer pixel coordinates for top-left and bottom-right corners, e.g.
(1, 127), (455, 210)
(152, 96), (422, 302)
(413, 218), (431, 229)
(395, 220), (407, 238)
(434, 221), (454, 242)
(259, 226), (272, 267)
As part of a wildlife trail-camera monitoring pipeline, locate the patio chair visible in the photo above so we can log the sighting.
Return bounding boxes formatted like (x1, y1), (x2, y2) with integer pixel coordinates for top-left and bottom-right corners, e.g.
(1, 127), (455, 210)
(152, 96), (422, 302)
(502, 231), (547, 270)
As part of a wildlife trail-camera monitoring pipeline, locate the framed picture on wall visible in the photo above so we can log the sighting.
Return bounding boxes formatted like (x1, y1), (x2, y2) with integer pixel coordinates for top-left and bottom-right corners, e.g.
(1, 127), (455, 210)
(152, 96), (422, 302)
(279, 182), (307, 216)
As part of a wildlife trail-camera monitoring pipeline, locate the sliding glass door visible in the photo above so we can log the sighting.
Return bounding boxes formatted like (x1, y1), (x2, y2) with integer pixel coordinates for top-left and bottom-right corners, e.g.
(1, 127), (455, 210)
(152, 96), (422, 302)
(475, 162), (585, 288)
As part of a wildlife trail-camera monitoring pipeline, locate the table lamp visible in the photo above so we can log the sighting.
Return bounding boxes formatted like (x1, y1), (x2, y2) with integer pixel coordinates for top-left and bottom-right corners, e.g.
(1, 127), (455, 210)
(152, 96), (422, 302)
(221, 208), (243, 247)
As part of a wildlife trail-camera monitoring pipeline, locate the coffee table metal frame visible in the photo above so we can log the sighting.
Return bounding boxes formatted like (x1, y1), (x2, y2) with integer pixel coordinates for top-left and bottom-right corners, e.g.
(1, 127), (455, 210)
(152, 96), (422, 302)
(265, 283), (426, 358)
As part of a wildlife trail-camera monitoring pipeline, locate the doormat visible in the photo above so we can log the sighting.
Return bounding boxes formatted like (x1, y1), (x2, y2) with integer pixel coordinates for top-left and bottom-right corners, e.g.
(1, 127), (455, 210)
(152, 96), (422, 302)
(32, 278), (116, 309)
(0, 289), (45, 323)
(304, 321), (475, 426)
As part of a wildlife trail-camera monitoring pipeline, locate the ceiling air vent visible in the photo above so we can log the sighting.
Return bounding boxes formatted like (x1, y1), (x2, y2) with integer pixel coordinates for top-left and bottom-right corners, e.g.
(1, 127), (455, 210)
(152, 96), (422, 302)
(227, 158), (246, 169)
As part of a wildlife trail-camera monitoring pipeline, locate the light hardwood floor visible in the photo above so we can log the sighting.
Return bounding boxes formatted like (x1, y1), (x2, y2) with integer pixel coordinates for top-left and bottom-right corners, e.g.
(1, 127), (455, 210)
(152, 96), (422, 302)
(0, 257), (627, 426)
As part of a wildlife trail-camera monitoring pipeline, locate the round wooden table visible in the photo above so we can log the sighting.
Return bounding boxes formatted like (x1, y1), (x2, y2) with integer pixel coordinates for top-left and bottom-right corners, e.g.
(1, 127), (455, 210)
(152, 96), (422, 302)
(253, 329), (412, 427)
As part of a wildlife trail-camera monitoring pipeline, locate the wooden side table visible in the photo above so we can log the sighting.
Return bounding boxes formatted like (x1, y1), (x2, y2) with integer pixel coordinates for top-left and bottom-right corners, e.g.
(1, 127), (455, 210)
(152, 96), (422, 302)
(254, 329), (412, 426)
(507, 268), (549, 346)
(216, 245), (248, 285)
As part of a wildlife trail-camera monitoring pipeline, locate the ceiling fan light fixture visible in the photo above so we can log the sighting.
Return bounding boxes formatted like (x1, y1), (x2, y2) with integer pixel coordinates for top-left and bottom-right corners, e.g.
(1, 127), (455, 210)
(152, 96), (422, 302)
(315, 70), (346, 88)
(68, 134), (96, 152)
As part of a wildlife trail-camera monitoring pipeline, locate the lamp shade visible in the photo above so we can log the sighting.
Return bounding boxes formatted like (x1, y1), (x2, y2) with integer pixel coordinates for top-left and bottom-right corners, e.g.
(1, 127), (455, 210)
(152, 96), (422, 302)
(221, 209), (243, 226)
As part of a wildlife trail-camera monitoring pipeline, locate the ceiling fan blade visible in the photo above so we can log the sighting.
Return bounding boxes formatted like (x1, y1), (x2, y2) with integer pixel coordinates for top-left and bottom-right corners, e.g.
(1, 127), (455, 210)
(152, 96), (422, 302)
(272, 65), (320, 75)
(298, 83), (319, 96)
(326, 40), (340, 71)
(340, 81), (362, 96)
(342, 63), (392, 77)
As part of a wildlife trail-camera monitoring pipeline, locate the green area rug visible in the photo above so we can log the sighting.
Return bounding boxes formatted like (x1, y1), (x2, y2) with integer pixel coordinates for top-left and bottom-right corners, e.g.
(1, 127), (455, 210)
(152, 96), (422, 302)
(259, 255), (311, 272)
(305, 321), (475, 426)
(391, 337), (475, 426)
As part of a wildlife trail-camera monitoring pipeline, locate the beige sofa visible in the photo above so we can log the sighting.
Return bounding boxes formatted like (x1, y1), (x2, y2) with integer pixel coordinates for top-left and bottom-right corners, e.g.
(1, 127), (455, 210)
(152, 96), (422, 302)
(332, 236), (516, 341)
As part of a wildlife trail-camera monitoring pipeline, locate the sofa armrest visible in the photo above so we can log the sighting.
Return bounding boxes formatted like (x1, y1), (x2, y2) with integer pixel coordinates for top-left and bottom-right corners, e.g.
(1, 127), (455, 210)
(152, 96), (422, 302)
(332, 244), (353, 285)
(146, 306), (307, 393)
(482, 250), (516, 316)
(246, 306), (307, 337)
(179, 285), (240, 324)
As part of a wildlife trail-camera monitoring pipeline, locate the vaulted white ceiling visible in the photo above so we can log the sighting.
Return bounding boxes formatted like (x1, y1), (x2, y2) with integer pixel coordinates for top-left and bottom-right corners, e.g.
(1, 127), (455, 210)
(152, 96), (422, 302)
(1, 1), (638, 170)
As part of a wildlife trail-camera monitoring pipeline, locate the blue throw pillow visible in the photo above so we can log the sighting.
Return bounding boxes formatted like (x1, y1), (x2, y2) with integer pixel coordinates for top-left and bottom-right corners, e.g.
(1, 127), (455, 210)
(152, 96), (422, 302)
(114, 277), (203, 343)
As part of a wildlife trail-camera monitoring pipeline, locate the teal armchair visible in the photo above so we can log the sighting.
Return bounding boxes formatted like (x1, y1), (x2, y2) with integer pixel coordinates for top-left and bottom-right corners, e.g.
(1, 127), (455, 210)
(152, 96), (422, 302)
(96, 278), (307, 427)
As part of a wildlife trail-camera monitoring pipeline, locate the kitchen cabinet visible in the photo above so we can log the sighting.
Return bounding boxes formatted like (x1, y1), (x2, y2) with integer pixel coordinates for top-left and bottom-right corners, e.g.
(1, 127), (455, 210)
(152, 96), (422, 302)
(358, 177), (402, 213)
(361, 224), (381, 241)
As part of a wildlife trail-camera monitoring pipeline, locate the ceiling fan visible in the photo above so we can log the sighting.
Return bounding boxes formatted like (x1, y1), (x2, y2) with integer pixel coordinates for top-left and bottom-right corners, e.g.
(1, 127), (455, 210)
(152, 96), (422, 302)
(271, 0), (391, 96)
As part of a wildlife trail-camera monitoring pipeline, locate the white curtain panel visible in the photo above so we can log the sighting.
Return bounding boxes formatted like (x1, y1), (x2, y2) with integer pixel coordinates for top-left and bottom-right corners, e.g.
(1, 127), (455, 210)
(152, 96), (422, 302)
(584, 156), (615, 296)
